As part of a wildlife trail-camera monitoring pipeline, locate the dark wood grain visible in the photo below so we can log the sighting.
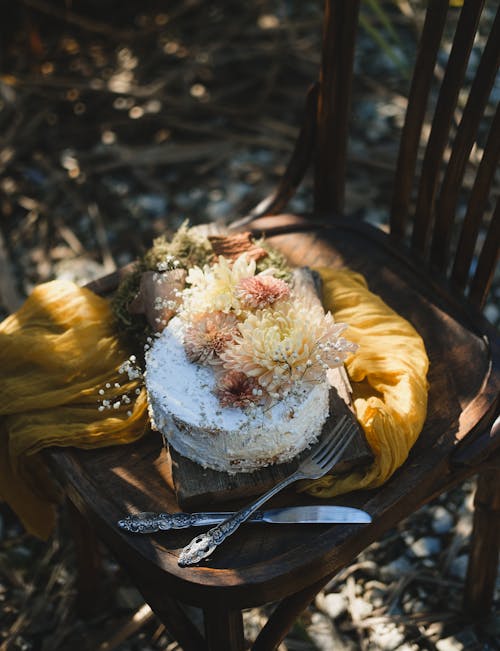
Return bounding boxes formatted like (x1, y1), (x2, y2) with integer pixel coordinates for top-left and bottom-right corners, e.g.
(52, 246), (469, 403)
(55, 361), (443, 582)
(390, 0), (449, 240)
(67, 499), (103, 617)
(431, 5), (500, 270)
(412, 0), (485, 254)
(463, 465), (500, 619)
(314, 0), (360, 215)
(451, 103), (500, 299)
(203, 606), (245, 651)
(469, 197), (500, 309)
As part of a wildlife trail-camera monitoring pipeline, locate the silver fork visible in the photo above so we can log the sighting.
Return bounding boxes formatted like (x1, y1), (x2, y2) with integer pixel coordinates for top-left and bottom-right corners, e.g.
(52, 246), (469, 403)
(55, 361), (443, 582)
(178, 414), (357, 566)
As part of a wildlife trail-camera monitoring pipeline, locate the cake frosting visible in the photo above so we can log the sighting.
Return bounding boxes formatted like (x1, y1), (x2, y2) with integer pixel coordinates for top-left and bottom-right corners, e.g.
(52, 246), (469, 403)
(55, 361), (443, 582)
(145, 316), (330, 473)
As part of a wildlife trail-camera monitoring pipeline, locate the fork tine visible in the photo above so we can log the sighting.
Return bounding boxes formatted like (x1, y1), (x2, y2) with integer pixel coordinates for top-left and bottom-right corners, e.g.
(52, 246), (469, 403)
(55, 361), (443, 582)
(319, 422), (358, 472)
(311, 414), (350, 463)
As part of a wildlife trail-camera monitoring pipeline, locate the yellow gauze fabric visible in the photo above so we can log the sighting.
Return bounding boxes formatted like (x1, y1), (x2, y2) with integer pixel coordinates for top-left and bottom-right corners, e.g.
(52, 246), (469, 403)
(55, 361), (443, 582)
(0, 270), (429, 539)
(0, 281), (149, 539)
(301, 268), (429, 498)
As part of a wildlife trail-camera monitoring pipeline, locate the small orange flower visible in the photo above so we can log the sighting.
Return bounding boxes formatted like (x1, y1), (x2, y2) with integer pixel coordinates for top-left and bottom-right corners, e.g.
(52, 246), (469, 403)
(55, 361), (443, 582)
(214, 371), (262, 408)
(236, 275), (290, 309)
(184, 312), (238, 365)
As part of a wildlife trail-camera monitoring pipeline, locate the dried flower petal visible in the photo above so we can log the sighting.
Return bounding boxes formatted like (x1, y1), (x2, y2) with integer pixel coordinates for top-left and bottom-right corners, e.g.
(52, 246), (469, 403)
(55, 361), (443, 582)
(215, 371), (262, 408)
(184, 311), (239, 365)
(208, 232), (268, 262)
(236, 275), (290, 309)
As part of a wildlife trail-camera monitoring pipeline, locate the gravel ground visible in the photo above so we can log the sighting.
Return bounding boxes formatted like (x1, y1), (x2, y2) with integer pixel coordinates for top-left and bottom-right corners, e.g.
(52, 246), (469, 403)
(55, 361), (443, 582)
(0, 1), (498, 650)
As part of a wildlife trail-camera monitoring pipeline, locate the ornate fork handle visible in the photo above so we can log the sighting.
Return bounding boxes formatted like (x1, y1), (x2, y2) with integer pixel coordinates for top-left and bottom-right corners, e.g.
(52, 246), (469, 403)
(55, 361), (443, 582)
(118, 512), (198, 533)
(178, 471), (302, 566)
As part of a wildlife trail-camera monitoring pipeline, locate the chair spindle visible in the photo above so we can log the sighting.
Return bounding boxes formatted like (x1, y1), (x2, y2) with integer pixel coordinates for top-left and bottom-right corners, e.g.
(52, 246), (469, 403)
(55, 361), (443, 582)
(411, 0), (485, 255)
(451, 102), (500, 297)
(431, 5), (500, 272)
(314, 0), (360, 216)
(390, 0), (449, 240)
(469, 197), (500, 309)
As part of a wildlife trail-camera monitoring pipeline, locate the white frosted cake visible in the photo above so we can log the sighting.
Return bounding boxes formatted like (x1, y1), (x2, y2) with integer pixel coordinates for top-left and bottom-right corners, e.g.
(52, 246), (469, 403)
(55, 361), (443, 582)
(139, 232), (357, 474)
(146, 316), (330, 472)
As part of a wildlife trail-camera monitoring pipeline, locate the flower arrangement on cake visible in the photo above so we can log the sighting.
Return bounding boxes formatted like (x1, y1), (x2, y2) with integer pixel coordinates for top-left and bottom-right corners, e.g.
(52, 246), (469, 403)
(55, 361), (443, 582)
(180, 253), (356, 408)
(110, 223), (358, 473)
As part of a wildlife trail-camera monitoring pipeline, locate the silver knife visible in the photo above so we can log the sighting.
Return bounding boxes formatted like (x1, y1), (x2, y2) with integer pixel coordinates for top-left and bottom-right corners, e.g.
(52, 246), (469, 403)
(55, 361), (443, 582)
(118, 505), (371, 533)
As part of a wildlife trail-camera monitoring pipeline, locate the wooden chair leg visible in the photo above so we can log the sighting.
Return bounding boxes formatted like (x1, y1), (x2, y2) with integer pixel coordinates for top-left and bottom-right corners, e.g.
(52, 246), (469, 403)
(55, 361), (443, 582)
(252, 575), (332, 651)
(67, 498), (103, 617)
(463, 467), (500, 620)
(133, 584), (206, 651)
(204, 605), (245, 651)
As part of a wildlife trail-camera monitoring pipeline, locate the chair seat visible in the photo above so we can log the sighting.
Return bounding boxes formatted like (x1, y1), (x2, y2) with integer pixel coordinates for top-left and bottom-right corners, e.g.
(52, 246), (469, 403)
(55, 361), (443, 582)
(46, 214), (500, 611)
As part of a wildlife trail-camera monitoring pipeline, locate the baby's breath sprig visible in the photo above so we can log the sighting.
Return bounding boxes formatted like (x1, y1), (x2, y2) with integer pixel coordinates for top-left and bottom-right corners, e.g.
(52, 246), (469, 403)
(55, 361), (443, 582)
(96, 354), (144, 417)
(156, 255), (181, 272)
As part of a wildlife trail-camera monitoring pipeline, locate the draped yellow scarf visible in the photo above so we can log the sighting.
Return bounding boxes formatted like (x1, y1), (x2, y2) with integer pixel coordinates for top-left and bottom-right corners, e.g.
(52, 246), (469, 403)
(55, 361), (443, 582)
(0, 269), (428, 539)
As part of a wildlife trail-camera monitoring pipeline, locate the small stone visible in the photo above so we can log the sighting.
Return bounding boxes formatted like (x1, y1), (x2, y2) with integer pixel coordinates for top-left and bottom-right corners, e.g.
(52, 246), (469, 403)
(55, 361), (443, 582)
(380, 555), (413, 580)
(322, 592), (347, 619)
(307, 612), (354, 651)
(484, 303), (499, 325)
(351, 597), (373, 620)
(432, 506), (454, 534)
(409, 536), (442, 558)
(436, 635), (466, 651)
(455, 511), (473, 538)
(421, 558), (436, 569)
(54, 257), (107, 285)
(449, 554), (469, 581)
(370, 622), (405, 650)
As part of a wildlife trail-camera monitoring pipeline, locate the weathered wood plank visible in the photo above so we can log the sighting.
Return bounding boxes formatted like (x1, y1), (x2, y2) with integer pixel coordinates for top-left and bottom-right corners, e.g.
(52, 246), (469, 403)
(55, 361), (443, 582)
(169, 266), (371, 509)
(170, 387), (372, 509)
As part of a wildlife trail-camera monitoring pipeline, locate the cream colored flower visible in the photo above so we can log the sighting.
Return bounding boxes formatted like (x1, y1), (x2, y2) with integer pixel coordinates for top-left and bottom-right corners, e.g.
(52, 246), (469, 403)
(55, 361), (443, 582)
(184, 311), (239, 365)
(183, 254), (256, 315)
(220, 299), (357, 395)
(236, 275), (290, 309)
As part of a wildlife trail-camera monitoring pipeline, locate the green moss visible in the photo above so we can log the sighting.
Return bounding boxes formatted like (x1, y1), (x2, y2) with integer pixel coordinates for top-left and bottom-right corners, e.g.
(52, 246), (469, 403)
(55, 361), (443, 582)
(110, 265), (151, 353)
(255, 238), (292, 281)
(143, 221), (214, 271)
(110, 225), (292, 352)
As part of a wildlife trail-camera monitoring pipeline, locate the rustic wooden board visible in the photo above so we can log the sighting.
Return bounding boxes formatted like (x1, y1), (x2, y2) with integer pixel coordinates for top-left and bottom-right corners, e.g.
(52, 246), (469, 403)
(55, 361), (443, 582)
(170, 387), (373, 510)
(168, 265), (373, 509)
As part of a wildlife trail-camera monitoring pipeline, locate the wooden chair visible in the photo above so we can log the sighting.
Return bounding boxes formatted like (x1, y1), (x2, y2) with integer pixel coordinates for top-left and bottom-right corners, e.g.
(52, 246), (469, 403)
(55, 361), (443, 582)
(46, 1), (500, 649)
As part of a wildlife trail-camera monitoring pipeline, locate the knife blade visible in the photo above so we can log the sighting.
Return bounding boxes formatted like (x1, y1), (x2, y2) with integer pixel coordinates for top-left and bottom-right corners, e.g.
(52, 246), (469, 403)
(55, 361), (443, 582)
(118, 505), (371, 534)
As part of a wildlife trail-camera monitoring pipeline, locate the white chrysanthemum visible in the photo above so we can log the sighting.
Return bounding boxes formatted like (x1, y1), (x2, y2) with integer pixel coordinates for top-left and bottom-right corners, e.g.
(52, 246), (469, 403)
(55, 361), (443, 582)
(182, 254), (256, 315)
(220, 299), (357, 395)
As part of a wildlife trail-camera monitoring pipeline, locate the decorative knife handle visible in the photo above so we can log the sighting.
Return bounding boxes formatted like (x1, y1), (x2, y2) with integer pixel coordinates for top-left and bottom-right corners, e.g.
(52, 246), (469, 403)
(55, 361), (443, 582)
(118, 512), (198, 533)
(178, 507), (256, 566)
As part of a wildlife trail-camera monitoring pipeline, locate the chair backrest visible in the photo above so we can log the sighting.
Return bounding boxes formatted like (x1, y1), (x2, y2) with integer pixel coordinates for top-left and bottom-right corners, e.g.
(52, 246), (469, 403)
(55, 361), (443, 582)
(314, 0), (500, 309)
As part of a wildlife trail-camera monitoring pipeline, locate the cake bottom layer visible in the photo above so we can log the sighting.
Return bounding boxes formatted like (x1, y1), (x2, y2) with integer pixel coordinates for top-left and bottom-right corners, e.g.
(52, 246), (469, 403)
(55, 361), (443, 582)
(145, 317), (330, 473)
